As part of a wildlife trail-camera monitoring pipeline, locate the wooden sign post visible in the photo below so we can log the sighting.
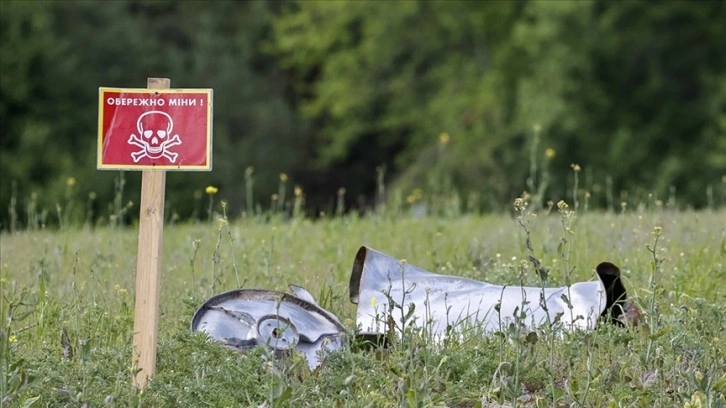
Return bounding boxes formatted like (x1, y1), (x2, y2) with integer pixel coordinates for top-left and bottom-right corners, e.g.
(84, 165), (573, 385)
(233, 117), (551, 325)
(132, 78), (168, 388)
(97, 78), (213, 389)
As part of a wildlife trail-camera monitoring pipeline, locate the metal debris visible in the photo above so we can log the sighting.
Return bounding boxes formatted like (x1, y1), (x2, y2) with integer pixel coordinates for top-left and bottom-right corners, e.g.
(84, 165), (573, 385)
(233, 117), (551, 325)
(350, 246), (626, 339)
(193, 245), (627, 369)
(191, 287), (346, 370)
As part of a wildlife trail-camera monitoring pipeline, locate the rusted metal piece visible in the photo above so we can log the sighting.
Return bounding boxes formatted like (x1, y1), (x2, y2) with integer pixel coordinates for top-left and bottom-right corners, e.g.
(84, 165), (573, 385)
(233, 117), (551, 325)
(191, 287), (346, 370)
(349, 246), (626, 339)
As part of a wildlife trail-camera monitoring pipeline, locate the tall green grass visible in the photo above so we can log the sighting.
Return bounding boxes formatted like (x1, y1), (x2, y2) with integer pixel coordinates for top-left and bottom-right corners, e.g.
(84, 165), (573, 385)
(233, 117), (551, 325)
(2, 202), (725, 406)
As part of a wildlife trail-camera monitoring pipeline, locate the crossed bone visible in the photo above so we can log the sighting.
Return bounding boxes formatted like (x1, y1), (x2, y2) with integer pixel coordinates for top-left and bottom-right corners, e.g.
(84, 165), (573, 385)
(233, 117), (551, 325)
(128, 133), (182, 163)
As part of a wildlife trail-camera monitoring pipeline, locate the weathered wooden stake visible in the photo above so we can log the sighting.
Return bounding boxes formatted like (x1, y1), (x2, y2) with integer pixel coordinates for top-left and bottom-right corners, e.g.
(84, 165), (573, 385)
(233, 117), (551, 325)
(132, 77), (169, 389)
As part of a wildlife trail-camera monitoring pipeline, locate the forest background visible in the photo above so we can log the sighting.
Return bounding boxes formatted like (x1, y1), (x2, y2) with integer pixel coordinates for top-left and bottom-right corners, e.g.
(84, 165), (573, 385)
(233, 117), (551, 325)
(1, 0), (725, 229)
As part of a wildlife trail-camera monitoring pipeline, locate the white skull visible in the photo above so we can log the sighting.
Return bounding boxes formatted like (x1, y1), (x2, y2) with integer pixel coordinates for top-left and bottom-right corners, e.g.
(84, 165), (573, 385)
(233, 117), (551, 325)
(137, 111), (174, 159)
(127, 110), (182, 163)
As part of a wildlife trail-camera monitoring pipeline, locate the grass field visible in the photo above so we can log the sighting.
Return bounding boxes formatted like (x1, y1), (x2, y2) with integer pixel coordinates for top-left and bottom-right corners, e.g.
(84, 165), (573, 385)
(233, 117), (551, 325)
(2, 206), (725, 407)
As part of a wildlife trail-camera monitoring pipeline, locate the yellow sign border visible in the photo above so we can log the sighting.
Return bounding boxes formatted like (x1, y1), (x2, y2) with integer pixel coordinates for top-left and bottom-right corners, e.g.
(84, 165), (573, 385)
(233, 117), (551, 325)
(97, 87), (213, 171)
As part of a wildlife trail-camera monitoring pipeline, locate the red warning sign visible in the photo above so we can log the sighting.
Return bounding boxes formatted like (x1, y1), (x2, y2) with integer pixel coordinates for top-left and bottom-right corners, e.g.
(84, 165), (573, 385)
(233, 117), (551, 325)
(98, 88), (213, 170)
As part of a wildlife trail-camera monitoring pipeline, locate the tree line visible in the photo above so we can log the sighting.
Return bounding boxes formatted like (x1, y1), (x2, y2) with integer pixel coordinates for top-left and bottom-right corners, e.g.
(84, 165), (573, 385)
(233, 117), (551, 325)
(1, 0), (724, 229)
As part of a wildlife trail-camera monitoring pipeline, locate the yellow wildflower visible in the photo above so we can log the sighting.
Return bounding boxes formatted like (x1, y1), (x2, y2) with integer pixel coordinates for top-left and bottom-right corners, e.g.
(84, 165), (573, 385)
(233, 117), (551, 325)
(438, 132), (450, 145)
(544, 148), (556, 159)
(205, 186), (218, 195)
(67, 177), (76, 187)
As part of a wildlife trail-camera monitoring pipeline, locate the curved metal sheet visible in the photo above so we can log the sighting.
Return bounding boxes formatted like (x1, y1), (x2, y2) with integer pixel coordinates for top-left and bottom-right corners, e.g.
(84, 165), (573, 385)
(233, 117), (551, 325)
(191, 288), (347, 370)
(349, 246), (626, 339)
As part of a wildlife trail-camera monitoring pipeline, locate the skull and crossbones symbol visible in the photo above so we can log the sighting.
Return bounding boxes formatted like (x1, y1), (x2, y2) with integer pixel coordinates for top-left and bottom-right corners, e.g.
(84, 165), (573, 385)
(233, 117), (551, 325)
(127, 111), (182, 163)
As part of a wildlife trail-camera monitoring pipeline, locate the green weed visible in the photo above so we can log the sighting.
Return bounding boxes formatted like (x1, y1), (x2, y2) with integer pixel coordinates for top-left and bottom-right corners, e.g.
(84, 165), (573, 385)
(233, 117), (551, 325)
(1, 201), (725, 406)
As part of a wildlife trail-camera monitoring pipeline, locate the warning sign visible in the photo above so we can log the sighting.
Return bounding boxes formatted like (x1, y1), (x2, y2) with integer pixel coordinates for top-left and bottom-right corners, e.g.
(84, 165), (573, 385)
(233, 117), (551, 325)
(98, 88), (213, 170)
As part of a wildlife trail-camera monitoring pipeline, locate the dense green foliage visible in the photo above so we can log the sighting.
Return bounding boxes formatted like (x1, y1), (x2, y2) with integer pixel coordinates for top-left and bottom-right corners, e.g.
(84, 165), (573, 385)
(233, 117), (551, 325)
(1, 0), (725, 229)
(2, 208), (725, 406)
